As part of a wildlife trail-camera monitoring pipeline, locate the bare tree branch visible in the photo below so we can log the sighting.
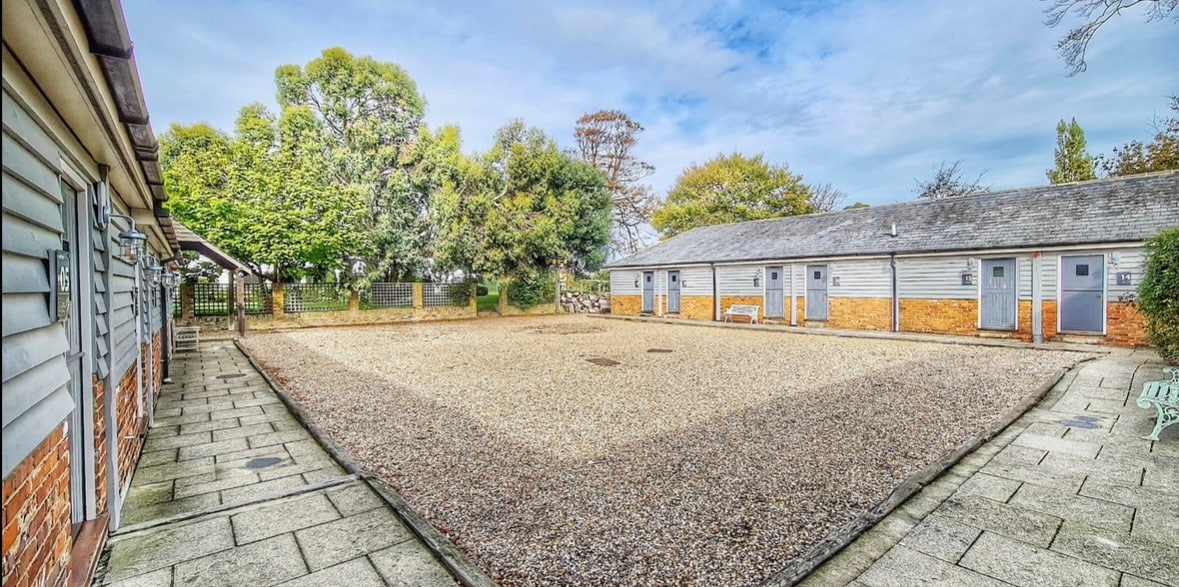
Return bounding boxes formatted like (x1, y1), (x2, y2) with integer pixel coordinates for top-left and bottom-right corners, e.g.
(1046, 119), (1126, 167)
(573, 110), (658, 256)
(1043, 0), (1177, 75)
(914, 159), (990, 200)
(808, 183), (849, 212)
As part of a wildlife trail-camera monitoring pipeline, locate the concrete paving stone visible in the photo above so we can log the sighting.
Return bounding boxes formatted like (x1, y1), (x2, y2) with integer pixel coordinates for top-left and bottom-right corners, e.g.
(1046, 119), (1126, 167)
(283, 439), (330, 459)
(301, 465), (347, 485)
(960, 531), (1119, 587)
(857, 545), (1007, 587)
(156, 397), (212, 410)
(295, 506), (414, 571)
(1023, 422), (1069, 438)
(211, 422), (275, 442)
(1131, 506), (1179, 545)
(214, 444), (293, 464)
(231, 493), (341, 544)
(173, 472), (260, 499)
(256, 459), (331, 482)
(216, 450), (291, 473)
(798, 547), (880, 587)
(1087, 398), (1136, 415)
(220, 474), (309, 504)
(152, 408), (183, 419)
(990, 444), (1047, 467)
(1078, 479), (1178, 514)
(1051, 520), (1179, 586)
(121, 492), (222, 526)
(178, 418), (241, 435)
(369, 539), (457, 586)
(263, 403), (292, 414)
(1120, 575), (1169, 587)
(898, 513), (981, 563)
(124, 480), (174, 507)
(143, 431), (213, 452)
(327, 483), (387, 517)
(131, 459), (216, 486)
(105, 517), (234, 582)
(248, 429), (310, 449)
(178, 388), (234, 400)
(148, 425), (180, 438)
(105, 567), (173, 587)
(980, 460), (1086, 494)
(1070, 386), (1130, 401)
(1141, 462), (1176, 494)
(173, 533), (307, 587)
(1012, 433), (1101, 459)
(269, 418), (305, 432)
(1038, 452), (1145, 487)
(956, 473), (1021, 503)
(1007, 483), (1134, 533)
(233, 396), (281, 409)
(207, 406), (265, 421)
(178, 437), (250, 461)
(153, 412), (211, 427)
(238, 411), (299, 426)
(1050, 396), (1094, 414)
(180, 400), (238, 415)
(934, 494), (1062, 548)
(137, 448), (179, 468)
(276, 557), (385, 587)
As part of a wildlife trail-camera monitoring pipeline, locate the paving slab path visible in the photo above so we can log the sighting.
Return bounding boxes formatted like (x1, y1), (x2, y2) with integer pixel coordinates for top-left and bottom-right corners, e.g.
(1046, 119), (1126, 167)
(798, 348), (1179, 587)
(94, 342), (459, 587)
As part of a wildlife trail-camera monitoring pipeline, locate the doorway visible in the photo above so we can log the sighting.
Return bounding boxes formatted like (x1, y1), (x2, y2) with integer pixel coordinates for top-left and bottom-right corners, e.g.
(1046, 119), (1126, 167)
(641, 271), (654, 313)
(765, 266), (784, 318)
(806, 265), (828, 321)
(980, 258), (1017, 330)
(667, 270), (681, 314)
(61, 178), (93, 531)
(1060, 255), (1105, 333)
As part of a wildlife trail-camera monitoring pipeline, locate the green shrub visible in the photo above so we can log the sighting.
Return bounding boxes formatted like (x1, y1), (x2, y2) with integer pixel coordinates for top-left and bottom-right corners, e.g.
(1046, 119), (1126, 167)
(1139, 227), (1179, 364)
(507, 273), (555, 309)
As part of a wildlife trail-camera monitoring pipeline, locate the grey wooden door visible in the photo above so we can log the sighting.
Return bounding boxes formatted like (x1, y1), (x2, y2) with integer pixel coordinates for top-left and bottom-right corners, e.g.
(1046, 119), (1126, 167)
(642, 271), (655, 313)
(806, 265), (828, 321)
(980, 258), (1017, 330)
(62, 181), (86, 528)
(667, 270), (681, 313)
(765, 266), (784, 317)
(1060, 255), (1104, 333)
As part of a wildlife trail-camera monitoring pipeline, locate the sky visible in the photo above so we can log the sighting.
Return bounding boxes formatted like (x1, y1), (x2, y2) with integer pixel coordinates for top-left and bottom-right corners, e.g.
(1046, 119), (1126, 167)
(123, 0), (1177, 207)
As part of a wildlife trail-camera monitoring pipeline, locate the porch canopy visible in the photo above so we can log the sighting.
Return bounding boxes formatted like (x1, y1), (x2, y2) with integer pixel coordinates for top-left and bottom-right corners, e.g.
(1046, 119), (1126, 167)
(172, 221), (252, 274)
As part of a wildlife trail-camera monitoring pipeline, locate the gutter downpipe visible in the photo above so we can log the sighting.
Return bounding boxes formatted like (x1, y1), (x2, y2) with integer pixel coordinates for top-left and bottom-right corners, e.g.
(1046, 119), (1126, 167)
(890, 253), (900, 332)
(712, 264), (719, 321)
(1032, 251), (1044, 343)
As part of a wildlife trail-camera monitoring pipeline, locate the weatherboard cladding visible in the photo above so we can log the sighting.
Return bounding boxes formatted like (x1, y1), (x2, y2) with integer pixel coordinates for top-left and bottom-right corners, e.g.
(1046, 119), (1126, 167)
(606, 172), (1179, 269)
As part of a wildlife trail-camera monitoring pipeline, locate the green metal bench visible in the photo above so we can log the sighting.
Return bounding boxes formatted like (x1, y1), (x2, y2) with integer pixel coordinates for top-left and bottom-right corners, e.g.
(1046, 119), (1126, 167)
(1137, 367), (1178, 441)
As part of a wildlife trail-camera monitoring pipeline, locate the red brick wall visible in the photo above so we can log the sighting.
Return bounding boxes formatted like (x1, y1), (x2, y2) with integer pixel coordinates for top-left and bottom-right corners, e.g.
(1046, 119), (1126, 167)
(2, 424), (72, 587)
(1105, 302), (1149, 347)
(92, 376), (108, 516)
(115, 360), (145, 491)
(899, 299), (978, 335)
(829, 297), (892, 331)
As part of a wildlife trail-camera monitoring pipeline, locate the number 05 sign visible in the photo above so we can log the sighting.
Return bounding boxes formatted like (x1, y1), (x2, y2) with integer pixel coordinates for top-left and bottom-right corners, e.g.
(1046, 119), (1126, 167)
(46, 249), (72, 322)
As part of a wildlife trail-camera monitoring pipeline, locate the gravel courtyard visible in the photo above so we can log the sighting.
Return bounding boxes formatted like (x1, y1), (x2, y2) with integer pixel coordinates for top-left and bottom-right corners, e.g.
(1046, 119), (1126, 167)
(242, 316), (1089, 586)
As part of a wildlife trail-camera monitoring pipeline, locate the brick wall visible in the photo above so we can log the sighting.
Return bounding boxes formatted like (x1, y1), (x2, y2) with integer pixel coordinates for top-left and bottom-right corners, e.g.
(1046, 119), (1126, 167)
(92, 376), (108, 516)
(609, 295), (643, 316)
(671, 295), (714, 321)
(115, 360), (145, 491)
(1105, 302), (1149, 347)
(720, 296), (764, 322)
(2, 423), (72, 587)
(829, 297), (892, 331)
(899, 299), (978, 335)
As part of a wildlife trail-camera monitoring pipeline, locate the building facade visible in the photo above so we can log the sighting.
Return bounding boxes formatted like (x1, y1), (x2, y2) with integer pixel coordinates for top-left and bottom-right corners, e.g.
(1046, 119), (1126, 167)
(607, 173), (1178, 347)
(3, 1), (179, 585)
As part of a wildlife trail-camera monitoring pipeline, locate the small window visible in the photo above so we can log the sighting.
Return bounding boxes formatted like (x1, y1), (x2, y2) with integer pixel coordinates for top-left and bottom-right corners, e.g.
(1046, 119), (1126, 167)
(814, 271), (821, 280)
(671, 275), (678, 282)
(1075, 264), (1089, 276)
(992, 266), (1004, 278)
(645, 275), (652, 282)
(771, 271), (778, 280)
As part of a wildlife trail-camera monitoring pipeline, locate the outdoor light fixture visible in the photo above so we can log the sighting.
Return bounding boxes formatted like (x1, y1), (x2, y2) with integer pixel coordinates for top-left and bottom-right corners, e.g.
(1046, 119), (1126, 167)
(145, 259), (163, 288)
(753, 268), (762, 288)
(634, 273), (640, 288)
(162, 270), (180, 290)
(961, 259), (974, 286)
(111, 213), (147, 263)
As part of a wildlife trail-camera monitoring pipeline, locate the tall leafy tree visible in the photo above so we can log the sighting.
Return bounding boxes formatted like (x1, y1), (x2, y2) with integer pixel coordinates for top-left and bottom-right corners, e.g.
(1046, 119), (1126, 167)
(432, 121), (612, 282)
(275, 47), (428, 280)
(572, 110), (657, 255)
(1100, 95), (1179, 176)
(651, 153), (813, 238)
(914, 159), (990, 200)
(1047, 118), (1097, 183)
(1043, 0), (1176, 75)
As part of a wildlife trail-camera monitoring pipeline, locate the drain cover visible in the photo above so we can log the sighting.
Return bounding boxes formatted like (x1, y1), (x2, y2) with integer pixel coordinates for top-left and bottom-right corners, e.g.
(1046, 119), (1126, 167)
(647, 348), (673, 353)
(1062, 419), (1100, 429)
(244, 457), (284, 469)
(215, 373), (247, 381)
(586, 357), (620, 367)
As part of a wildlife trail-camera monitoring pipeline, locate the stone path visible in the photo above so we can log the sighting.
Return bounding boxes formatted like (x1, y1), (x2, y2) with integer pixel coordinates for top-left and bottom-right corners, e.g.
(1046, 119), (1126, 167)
(799, 349), (1178, 587)
(95, 342), (457, 587)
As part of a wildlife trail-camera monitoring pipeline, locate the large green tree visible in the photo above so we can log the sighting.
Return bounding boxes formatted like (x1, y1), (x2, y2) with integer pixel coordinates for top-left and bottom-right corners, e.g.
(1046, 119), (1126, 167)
(432, 121), (612, 283)
(160, 104), (367, 280)
(651, 153), (812, 237)
(275, 47), (429, 280)
(1047, 118), (1097, 184)
(1100, 95), (1179, 176)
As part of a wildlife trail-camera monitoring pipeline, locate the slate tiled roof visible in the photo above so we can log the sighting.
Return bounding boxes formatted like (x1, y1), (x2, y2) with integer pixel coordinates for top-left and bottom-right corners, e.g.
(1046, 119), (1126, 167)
(606, 171), (1179, 268)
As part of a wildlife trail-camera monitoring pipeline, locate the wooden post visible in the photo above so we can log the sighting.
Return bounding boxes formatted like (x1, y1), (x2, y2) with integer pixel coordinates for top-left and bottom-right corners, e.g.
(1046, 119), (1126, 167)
(469, 285), (477, 314)
(412, 283), (424, 309)
(235, 272), (246, 337)
(348, 291), (360, 315)
(272, 282), (285, 319)
(498, 283), (508, 314)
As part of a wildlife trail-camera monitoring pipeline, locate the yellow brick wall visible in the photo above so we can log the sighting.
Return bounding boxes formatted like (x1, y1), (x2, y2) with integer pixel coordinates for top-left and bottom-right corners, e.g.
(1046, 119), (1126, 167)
(1105, 302), (1149, 347)
(610, 295), (643, 316)
(828, 297), (893, 331)
(720, 296), (764, 322)
(900, 299), (978, 334)
(670, 295), (714, 320)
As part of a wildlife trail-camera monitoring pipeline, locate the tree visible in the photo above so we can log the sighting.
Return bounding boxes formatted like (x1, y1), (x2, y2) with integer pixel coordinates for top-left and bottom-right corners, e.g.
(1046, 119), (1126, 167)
(1047, 118), (1097, 183)
(573, 110), (658, 255)
(1138, 227), (1179, 364)
(651, 153), (813, 237)
(808, 182), (849, 212)
(431, 121), (612, 285)
(1099, 95), (1179, 176)
(160, 105), (368, 280)
(275, 47), (429, 281)
(914, 159), (990, 200)
(1043, 0), (1177, 75)
(844, 202), (871, 210)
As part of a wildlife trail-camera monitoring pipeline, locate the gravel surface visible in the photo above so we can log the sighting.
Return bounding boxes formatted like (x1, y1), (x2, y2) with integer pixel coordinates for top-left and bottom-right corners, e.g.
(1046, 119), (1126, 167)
(242, 316), (1089, 586)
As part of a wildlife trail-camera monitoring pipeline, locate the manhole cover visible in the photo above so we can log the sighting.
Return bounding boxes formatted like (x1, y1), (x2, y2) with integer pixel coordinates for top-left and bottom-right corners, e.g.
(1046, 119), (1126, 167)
(1062, 419), (1100, 429)
(586, 357), (620, 367)
(215, 373), (247, 380)
(244, 457), (284, 469)
(647, 348), (673, 353)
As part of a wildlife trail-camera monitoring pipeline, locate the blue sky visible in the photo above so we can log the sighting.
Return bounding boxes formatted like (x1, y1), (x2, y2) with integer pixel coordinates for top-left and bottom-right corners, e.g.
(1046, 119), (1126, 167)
(124, 0), (1177, 206)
